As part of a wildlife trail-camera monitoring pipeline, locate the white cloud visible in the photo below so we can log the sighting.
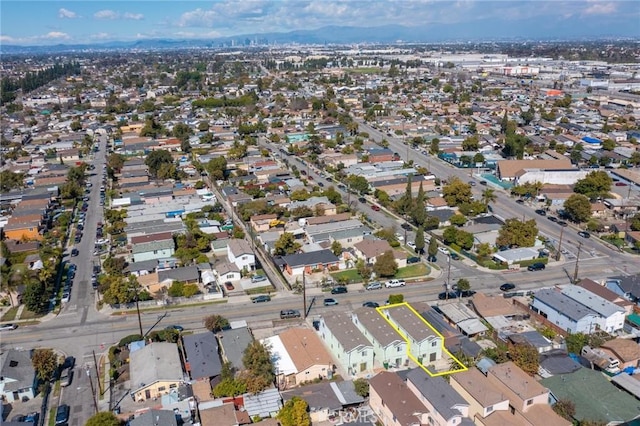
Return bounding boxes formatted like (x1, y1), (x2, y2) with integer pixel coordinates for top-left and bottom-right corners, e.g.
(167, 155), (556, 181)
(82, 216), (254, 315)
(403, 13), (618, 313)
(90, 32), (111, 40)
(0, 35), (16, 43)
(124, 12), (144, 20)
(583, 1), (617, 15)
(178, 8), (218, 27)
(58, 8), (78, 19)
(41, 32), (71, 40)
(94, 10), (119, 20)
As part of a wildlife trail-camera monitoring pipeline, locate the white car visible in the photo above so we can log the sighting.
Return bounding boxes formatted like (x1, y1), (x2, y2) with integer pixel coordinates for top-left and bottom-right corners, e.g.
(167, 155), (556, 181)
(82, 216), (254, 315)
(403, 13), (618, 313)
(438, 247), (450, 255)
(385, 279), (406, 288)
(96, 238), (109, 245)
(407, 241), (416, 250)
(395, 233), (404, 242)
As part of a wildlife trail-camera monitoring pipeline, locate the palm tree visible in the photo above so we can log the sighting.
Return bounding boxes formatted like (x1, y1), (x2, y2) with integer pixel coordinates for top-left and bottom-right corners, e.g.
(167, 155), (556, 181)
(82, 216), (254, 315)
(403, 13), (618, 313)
(481, 188), (497, 206)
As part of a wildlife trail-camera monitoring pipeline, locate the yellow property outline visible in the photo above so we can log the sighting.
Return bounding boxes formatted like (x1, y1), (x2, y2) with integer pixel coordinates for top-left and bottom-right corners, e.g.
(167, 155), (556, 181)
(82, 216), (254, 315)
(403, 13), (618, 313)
(375, 302), (468, 376)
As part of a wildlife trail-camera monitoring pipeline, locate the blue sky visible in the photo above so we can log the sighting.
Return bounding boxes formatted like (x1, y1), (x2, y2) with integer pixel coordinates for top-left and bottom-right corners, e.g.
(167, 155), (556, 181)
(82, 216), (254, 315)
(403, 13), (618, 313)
(1, 1), (638, 45)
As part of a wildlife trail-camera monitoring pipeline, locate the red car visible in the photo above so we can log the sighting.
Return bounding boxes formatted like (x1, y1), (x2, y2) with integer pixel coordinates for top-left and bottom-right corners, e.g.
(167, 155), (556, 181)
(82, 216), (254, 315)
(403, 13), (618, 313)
(615, 182), (627, 186)
(224, 282), (235, 291)
(371, 205), (381, 211)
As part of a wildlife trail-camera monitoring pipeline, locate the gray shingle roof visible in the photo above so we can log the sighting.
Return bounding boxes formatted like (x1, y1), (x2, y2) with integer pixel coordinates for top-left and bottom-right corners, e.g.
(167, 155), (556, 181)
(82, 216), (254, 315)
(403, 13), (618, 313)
(219, 328), (253, 371)
(281, 249), (339, 268)
(183, 332), (222, 380)
(129, 409), (178, 426)
(0, 349), (35, 393)
(560, 285), (625, 318)
(158, 266), (199, 283)
(406, 368), (468, 421)
(323, 311), (371, 353)
(129, 343), (184, 394)
(533, 288), (599, 322)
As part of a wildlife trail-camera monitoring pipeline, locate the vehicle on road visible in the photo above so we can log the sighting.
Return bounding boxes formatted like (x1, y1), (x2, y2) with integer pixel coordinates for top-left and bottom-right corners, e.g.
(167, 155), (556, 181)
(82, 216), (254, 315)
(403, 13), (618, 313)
(615, 182), (627, 186)
(366, 282), (382, 290)
(317, 182), (324, 187)
(371, 204), (381, 211)
(438, 291), (459, 300)
(251, 275), (267, 283)
(469, 180), (476, 186)
(60, 368), (73, 387)
(457, 289), (477, 298)
(24, 413), (39, 424)
(63, 356), (75, 370)
(358, 197), (366, 203)
(516, 199), (525, 204)
(450, 252), (461, 260)
(527, 262), (546, 271)
(330, 286), (348, 295)
(548, 216), (558, 222)
(252, 295), (271, 303)
(500, 283), (516, 291)
(280, 309), (301, 319)
(385, 279), (406, 288)
(362, 301), (380, 308)
(401, 223), (412, 230)
(407, 256), (420, 264)
(0, 324), (18, 331)
(55, 404), (70, 425)
(578, 231), (591, 238)
(480, 180), (487, 186)
(427, 255), (437, 262)
(438, 246), (450, 255)
(323, 298), (339, 306)
(535, 209), (546, 216)
(71, 248), (79, 257)
(557, 221), (568, 227)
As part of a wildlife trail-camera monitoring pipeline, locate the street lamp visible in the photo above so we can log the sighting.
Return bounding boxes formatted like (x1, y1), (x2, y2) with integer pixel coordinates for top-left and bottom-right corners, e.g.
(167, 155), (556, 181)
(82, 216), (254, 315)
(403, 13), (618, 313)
(86, 366), (99, 414)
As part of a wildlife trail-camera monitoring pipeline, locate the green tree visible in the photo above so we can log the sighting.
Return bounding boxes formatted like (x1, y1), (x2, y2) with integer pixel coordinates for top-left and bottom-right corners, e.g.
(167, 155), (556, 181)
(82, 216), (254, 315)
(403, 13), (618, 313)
(388, 294), (404, 304)
(414, 227), (425, 254)
(203, 314), (228, 332)
(429, 138), (440, 155)
(107, 153), (125, 173)
(456, 278), (470, 292)
(331, 240), (343, 257)
(442, 177), (473, 207)
(496, 218), (538, 248)
(86, 412), (123, 426)
(428, 238), (438, 258)
(481, 188), (497, 206)
(565, 332), (589, 354)
(450, 214), (467, 227)
(601, 139), (616, 151)
(22, 279), (47, 313)
(139, 116), (164, 138)
(70, 120), (82, 131)
(346, 174), (370, 194)
(509, 343), (539, 376)
(630, 213), (640, 232)
(476, 242), (492, 260)
(31, 348), (58, 382)
(563, 194), (592, 223)
(144, 150), (174, 178)
(274, 232), (301, 256)
(462, 135), (479, 151)
(373, 250), (398, 277)
(242, 341), (275, 393)
(573, 171), (612, 200)
(443, 226), (459, 246)
(206, 156), (227, 180)
(353, 378), (370, 398)
(277, 396), (311, 426)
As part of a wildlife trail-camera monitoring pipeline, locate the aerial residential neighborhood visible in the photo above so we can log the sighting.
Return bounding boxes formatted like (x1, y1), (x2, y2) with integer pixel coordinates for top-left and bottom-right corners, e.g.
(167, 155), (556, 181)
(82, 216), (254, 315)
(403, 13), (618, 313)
(1, 23), (640, 426)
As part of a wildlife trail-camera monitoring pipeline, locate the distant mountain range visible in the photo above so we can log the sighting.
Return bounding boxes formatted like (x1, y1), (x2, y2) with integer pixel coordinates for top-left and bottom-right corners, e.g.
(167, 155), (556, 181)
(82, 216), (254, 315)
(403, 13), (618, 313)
(1, 23), (633, 54)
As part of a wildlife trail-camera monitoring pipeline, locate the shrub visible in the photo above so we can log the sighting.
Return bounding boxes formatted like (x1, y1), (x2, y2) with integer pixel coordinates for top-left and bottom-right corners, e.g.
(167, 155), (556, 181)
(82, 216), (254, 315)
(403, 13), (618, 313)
(118, 334), (143, 347)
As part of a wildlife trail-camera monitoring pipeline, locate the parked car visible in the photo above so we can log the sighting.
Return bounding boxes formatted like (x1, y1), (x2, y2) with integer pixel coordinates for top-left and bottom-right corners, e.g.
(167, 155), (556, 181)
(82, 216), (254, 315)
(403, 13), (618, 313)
(362, 301), (380, 308)
(457, 289), (477, 298)
(71, 248), (79, 257)
(438, 291), (459, 300)
(60, 368), (73, 387)
(165, 325), (184, 332)
(323, 298), (339, 306)
(330, 286), (348, 295)
(500, 283), (516, 291)
(371, 204), (381, 211)
(450, 252), (461, 260)
(578, 231), (591, 238)
(24, 412), (39, 424)
(427, 255), (437, 262)
(224, 281), (235, 291)
(548, 216), (558, 222)
(407, 256), (420, 264)
(358, 197), (366, 203)
(516, 199), (525, 204)
(557, 221), (568, 227)
(55, 404), (70, 425)
(0, 323), (18, 331)
(366, 282), (382, 290)
(438, 246), (450, 255)
(63, 356), (75, 370)
(252, 295), (271, 303)
(385, 279), (406, 288)
(394, 233), (404, 241)
(535, 209), (546, 216)
(527, 262), (546, 271)
(407, 241), (416, 250)
(615, 182), (628, 186)
(280, 309), (301, 319)
(251, 275), (267, 283)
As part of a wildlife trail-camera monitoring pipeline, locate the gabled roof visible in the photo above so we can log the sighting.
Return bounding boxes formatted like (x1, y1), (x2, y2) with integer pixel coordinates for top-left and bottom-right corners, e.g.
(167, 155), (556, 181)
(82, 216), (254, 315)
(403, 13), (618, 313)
(533, 288), (599, 322)
(281, 250), (339, 268)
(219, 327), (253, 371)
(278, 328), (332, 372)
(157, 265), (199, 283)
(600, 338), (640, 363)
(322, 311), (371, 353)
(353, 239), (393, 259)
(227, 239), (253, 257)
(406, 368), (468, 420)
(559, 285), (625, 318)
(369, 371), (427, 426)
(183, 332), (222, 380)
(129, 409), (178, 426)
(353, 307), (404, 347)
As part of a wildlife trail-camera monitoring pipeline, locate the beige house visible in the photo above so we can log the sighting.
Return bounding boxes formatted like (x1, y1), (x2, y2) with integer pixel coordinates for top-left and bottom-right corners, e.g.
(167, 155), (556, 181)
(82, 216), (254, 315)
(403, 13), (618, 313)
(129, 342), (184, 402)
(450, 368), (510, 421)
(353, 239), (407, 268)
(369, 371), (429, 426)
(277, 328), (333, 386)
(250, 213), (278, 232)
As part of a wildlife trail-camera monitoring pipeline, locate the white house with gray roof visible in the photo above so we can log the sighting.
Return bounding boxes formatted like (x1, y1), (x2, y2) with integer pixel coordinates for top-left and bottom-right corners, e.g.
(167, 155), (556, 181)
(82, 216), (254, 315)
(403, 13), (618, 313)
(384, 305), (443, 365)
(0, 349), (36, 402)
(319, 312), (374, 376)
(352, 308), (408, 369)
(559, 285), (626, 333)
(531, 288), (601, 334)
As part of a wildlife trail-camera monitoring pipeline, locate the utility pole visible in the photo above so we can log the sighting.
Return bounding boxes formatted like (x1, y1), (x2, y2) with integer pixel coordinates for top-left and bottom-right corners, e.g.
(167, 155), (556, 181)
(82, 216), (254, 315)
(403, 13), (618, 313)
(92, 350), (103, 395)
(86, 366), (99, 414)
(556, 226), (565, 261)
(445, 255), (452, 299)
(573, 242), (583, 283)
(302, 271), (307, 319)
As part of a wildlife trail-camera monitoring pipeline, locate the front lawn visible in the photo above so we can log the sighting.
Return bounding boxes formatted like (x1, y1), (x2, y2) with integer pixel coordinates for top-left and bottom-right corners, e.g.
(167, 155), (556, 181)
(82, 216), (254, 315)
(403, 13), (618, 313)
(1, 306), (18, 321)
(395, 263), (429, 279)
(331, 269), (363, 284)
